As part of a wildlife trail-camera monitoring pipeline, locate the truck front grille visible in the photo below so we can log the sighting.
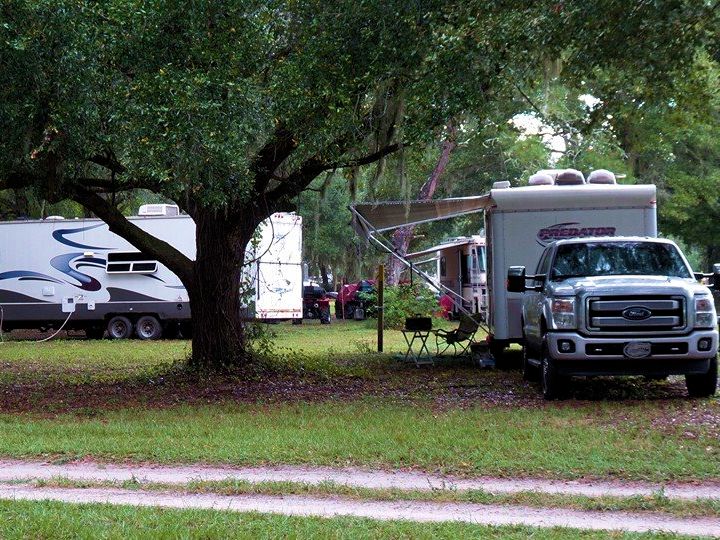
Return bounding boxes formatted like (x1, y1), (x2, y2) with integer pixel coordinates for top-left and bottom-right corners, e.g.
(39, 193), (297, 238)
(586, 296), (686, 334)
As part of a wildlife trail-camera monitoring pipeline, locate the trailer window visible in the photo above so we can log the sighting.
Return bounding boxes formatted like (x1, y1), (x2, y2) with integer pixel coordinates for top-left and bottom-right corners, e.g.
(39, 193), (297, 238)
(439, 257), (447, 277)
(106, 252), (158, 274)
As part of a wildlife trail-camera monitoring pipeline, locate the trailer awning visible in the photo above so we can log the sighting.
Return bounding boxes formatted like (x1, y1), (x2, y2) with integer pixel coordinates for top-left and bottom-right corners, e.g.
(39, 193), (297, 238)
(351, 195), (491, 235)
(406, 237), (478, 259)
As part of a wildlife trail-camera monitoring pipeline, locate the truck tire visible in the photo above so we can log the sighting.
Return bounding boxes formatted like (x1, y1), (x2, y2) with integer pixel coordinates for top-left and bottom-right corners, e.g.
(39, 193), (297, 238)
(522, 345), (539, 382)
(541, 344), (567, 400)
(685, 357), (718, 398)
(107, 316), (133, 339)
(136, 315), (162, 340)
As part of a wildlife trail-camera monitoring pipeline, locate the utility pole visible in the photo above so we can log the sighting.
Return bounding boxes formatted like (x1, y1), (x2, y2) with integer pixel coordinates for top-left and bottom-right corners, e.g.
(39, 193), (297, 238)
(377, 264), (384, 352)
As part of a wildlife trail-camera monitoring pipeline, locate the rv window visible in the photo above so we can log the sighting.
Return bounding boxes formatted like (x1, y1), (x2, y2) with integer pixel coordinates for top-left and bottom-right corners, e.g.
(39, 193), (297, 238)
(477, 247), (487, 272)
(440, 257), (447, 277)
(107, 263), (131, 272)
(132, 262), (158, 272)
(106, 252), (158, 274)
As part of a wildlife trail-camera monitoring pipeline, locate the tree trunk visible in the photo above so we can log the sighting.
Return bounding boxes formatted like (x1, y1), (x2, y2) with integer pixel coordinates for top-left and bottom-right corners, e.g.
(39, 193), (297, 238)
(704, 244), (720, 271)
(387, 122), (458, 285)
(320, 263), (330, 290)
(188, 208), (255, 370)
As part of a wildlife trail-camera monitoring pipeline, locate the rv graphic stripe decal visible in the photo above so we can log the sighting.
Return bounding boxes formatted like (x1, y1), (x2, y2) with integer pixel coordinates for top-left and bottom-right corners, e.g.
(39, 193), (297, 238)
(0, 290), (52, 303)
(0, 271), (63, 284)
(106, 287), (163, 302)
(49, 253), (103, 291)
(52, 224), (111, 250)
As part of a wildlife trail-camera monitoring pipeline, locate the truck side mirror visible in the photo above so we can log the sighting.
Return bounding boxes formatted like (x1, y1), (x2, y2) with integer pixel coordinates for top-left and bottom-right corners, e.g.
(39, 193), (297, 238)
(713, 263), (720, 289)
(507, 266), (527, 293)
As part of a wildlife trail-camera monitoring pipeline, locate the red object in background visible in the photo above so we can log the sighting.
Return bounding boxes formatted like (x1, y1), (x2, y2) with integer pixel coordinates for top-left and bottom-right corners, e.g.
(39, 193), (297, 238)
(338, 279), (375, 304)
(437, 294), (453, 319)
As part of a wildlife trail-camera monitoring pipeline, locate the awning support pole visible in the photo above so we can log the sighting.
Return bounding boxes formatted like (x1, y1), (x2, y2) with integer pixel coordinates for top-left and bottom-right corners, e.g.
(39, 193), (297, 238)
(350, 207), (477, 321)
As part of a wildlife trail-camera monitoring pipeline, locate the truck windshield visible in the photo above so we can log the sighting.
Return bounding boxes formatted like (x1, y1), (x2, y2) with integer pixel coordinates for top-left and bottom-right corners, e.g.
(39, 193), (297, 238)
(550, 242), (692, 281)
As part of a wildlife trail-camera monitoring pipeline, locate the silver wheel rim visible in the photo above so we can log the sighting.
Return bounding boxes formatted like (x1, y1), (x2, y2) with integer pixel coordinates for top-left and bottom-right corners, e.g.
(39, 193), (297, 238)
(138, 320), (156, 338)
(111, 321), (127, 338)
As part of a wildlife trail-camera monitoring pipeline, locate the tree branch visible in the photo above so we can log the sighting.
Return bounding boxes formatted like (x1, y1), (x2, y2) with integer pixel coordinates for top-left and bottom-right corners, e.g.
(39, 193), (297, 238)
(250, 126), (298, 194)
(266, 143), (403, 204)
(327, 143), (402, 170)
(88, 154), (126, 174)
(69, 185), (194, 286)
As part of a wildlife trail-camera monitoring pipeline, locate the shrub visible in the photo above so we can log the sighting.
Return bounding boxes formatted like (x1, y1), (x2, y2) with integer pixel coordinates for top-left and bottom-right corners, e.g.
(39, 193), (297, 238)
(360, 283), (440, 329)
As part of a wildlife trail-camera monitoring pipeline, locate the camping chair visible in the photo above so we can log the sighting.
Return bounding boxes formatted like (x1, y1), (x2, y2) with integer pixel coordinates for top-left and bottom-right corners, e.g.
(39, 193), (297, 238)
(434, 314), (480, 358)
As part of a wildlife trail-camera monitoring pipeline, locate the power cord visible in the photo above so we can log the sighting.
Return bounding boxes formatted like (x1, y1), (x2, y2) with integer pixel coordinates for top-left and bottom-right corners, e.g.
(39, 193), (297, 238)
(0, 301), (75, 344)
(36, 310), (74, 343)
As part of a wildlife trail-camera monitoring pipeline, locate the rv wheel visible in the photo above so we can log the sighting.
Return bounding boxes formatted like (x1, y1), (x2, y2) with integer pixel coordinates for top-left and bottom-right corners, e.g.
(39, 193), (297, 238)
(136, 315), (162, 340)
(107, 316), (133, 339)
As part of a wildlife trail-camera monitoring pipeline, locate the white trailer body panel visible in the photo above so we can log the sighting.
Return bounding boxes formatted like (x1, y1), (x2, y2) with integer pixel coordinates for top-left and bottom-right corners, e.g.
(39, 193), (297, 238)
(0, 212), (302, 330)
(486, 184), (657, 341)
(250, 213), (303, 320)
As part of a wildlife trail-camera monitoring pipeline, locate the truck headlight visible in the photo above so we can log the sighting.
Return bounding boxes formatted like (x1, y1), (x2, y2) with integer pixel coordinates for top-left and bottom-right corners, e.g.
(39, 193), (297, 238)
(551, 298), (576, 330)
(694, 295), (717, 329)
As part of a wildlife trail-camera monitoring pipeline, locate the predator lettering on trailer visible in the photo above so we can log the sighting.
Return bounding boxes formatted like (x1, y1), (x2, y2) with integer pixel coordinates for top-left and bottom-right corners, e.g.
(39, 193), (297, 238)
(537, 222), (616, 246)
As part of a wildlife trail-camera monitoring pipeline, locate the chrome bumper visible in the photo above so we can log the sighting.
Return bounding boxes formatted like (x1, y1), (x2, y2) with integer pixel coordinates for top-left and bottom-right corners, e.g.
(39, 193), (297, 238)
(547, 329), (718, 361)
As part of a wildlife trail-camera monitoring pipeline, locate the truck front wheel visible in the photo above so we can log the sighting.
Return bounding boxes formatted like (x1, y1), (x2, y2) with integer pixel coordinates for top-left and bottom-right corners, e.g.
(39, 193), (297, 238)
(685, 357), (718, 398)
(541, 343), (568, 400)
(522, 344), (539, 382)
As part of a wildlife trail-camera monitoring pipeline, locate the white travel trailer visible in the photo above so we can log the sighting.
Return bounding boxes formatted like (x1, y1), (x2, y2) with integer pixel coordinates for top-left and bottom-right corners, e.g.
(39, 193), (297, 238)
(0, 207), (302, 339)
(351, 170), (657, 356)
(407, 235), (487, 318)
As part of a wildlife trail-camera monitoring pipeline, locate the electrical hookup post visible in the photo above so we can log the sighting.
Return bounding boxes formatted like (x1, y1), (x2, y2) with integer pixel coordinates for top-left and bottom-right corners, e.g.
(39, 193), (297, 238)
(377, 264), (384, 352)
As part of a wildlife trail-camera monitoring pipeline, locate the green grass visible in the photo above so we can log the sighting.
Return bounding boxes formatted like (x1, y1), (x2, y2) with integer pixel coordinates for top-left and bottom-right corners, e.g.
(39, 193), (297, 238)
(0, 499), (687, 539)
(0, 321), (718, 481)
(0, 321), (415, 380)
(0, 400), (718, 480)
(0, 339), (190, 384)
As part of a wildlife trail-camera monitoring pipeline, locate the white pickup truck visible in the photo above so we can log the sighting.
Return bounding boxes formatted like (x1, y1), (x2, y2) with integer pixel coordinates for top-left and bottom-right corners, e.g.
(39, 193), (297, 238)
(508, 237), (719, 399)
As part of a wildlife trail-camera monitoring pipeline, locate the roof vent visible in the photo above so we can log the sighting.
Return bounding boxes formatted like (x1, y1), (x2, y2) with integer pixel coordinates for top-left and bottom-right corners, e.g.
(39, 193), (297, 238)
(45, 215), (65, 220)
(138, 204), (180, 217)
(528, 172), (554, 186)
(555, 169), (585, 185)
(587, 169), (617, 184)
(492, 181), (511, 189)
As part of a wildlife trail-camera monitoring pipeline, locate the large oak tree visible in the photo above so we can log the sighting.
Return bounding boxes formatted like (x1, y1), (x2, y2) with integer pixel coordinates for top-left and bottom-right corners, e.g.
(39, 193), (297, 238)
(1, 0), (715, 369)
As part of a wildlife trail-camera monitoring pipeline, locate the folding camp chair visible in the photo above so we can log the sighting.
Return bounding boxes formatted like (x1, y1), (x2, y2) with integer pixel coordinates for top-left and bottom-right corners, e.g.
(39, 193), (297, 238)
(434, 314), (480, 358)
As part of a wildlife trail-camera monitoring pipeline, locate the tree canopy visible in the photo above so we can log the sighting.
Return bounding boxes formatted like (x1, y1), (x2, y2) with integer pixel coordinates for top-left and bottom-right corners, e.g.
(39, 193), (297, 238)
(1, 0), (717, 367)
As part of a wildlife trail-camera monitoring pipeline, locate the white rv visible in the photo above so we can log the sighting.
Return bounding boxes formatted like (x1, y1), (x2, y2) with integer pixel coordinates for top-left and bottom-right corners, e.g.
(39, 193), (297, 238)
(407, 235), (486, 318)
(351, 170), (656, 354)
(0, 207), (303, 339)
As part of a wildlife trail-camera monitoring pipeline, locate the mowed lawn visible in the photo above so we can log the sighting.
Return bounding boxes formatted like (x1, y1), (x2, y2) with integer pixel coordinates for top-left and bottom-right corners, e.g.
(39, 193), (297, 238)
(0, 321), (718, 481)
(0, 500), (675, 540)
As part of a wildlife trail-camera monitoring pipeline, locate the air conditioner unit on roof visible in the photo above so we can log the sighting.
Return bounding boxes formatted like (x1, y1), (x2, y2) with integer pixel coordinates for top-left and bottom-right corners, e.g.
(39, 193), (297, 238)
(138, 204), (180, 216)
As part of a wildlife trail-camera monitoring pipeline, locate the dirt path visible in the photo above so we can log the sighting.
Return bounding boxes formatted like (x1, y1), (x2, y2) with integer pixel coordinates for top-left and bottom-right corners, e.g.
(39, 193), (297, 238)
(1, 459), (720, 501)
(1, 483), (718, 536)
